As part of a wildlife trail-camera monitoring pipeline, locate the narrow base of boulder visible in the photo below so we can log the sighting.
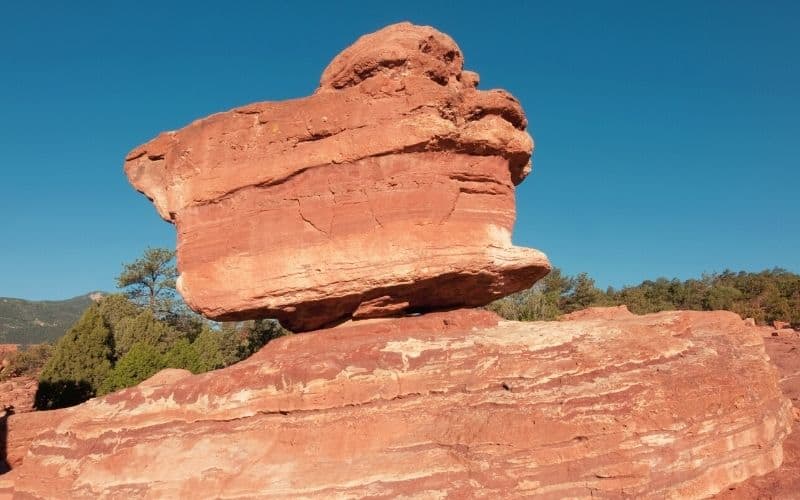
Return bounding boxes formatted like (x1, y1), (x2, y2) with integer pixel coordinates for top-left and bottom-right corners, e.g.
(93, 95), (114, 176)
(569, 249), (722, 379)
(7, 309), (793, 499)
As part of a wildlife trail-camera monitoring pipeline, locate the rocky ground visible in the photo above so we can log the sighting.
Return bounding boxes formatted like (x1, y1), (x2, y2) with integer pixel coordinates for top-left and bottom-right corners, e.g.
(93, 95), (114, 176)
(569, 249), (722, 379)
(0, 308), (793, 498)
(0, 377), (36, 416)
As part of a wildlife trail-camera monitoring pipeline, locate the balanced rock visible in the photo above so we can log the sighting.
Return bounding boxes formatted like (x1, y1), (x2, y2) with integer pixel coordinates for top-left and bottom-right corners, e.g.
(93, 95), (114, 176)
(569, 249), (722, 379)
(124, 23), (550, 331)
(8, 309), (792, 498)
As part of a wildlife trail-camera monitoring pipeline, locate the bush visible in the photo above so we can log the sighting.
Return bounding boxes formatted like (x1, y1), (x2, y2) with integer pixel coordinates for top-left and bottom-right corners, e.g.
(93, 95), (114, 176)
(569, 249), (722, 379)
(36, 305), (114, 409)
(113, 309), (182, 357)
(31, 295), (292, 408)
(163, 338), (204, 373)
(489, 267), (800, 327)
(99, 342), (165, 395)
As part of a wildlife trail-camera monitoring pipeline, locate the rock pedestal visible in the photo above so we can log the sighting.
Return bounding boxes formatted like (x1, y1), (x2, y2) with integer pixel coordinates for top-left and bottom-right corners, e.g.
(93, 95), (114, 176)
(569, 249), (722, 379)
(6, 309), (793, 499)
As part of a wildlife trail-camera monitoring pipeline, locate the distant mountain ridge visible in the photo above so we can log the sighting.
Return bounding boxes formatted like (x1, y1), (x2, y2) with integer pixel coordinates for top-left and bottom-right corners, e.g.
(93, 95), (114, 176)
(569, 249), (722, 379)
(0, 293), (103, 345)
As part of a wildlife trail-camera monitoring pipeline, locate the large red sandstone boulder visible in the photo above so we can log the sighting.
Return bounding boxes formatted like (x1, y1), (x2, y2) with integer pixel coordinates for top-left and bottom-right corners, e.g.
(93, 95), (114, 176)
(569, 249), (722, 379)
(124, 23), (550, 331)
(6, 310), (792, 498)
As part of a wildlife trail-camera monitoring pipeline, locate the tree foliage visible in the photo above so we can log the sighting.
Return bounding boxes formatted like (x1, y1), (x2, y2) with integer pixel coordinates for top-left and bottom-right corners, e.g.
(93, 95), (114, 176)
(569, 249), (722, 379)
(113, 309), (182, 357)
(36, 305), (114, 409)
(489, 267), (800, 327)
(487, 268), (572, 321)
(35, 298), (289, 409)
(163, 339), (203, 374)
(115, 247), (178, 315)
(34, 247), (292, 409)
(99, 342), (165, 395)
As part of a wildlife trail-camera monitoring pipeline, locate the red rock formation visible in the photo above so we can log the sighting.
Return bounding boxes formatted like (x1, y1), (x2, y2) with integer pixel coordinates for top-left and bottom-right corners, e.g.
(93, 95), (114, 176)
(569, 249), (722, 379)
(559, 304), (634, 321)
(0, 345), (18, 375)
(716, 329), (800, 498)
(4, 409), (65, 470)
(124, 23), (550, 331)
(0, 344), (42, 417)
(0, 376), (37, 415)
(6, 310), (792, 498)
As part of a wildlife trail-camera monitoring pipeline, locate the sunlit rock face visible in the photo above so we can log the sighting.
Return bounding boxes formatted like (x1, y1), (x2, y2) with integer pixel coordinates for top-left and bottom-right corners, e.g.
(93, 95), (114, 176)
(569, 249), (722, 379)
(6, 309), (793, 498)
(124, 22), (550, 331)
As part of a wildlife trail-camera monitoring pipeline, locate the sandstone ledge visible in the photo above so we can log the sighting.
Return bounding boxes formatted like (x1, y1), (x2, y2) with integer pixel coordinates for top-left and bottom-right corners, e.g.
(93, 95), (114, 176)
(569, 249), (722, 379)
(5, 309), (792, 498)
(716, 329), (800, 499)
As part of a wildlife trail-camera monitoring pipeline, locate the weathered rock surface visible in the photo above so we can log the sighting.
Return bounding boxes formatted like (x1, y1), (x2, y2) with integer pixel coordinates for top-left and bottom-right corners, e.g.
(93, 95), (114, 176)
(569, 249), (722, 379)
(3, 408), (65, 471)
(0, 345), (18, 376)
(124, 22), (550, 331)
(0, 376), (37, 415)
(716, 328), (800, 499)
(560, 304), (635, 321)
(6, 309), (792, 498)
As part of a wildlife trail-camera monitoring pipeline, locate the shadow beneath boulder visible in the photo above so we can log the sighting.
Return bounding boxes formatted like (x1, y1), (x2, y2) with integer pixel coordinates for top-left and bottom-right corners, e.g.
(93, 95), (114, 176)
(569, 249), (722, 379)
(0, 406), (13, 474)
(34, 380), (93, 411)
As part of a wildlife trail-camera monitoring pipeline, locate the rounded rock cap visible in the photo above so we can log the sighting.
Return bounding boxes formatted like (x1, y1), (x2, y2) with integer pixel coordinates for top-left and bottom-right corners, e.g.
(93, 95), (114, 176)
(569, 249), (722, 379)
(318, 22), (466, 91)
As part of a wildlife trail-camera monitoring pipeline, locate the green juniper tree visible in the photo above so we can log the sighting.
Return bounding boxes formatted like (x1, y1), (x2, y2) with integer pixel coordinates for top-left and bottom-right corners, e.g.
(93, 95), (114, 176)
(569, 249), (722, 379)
(36, 305), (114, 409)
(99, 342), (166, 395)
(113, 309), (183, 357)
(35, 248), (292, 407)
(489, 267), (800, 328)
(163, 338), (204, 374)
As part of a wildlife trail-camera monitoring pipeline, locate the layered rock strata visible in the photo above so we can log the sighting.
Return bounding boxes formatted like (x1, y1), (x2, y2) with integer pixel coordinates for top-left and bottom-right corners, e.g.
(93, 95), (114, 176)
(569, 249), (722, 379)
(124, 23), (550, 331)
(7, 309), (792, 499)
(3, 409), (64, 471)
(717, 327), (800, 499)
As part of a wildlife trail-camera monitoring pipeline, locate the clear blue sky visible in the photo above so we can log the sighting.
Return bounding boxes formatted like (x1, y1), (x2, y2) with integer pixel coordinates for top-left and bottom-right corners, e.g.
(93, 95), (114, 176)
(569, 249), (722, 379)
(1, 1), (798, 300)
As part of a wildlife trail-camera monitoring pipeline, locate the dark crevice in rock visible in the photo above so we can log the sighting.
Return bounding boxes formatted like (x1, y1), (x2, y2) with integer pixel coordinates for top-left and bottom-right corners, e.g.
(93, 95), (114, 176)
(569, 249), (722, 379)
(293, 124), (368, 145)
(295, 199), (330, 237)
(467, 106), (526, 131)
(213, 265), (549, 331)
